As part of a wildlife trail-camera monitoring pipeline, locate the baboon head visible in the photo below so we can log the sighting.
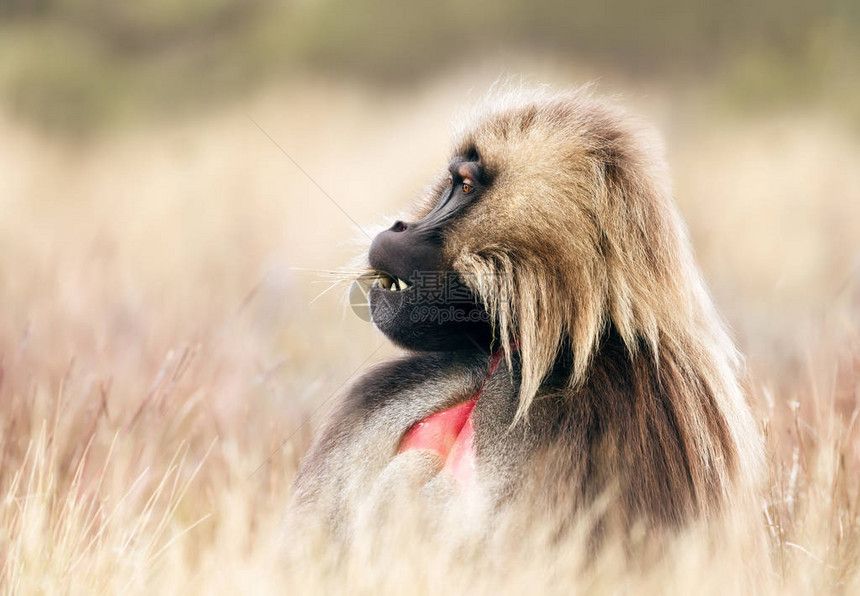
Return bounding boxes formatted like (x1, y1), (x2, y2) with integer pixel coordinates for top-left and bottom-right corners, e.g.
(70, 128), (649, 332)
(367, 88), (719, 419)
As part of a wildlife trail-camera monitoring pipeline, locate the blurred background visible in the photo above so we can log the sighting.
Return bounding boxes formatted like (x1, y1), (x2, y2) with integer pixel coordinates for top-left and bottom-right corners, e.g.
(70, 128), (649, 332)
(3, 0), (859, 394)
(1, 1), (860, 590)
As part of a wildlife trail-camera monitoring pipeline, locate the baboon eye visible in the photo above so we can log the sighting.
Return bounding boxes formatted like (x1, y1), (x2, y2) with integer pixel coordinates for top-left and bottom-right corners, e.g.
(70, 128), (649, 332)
(462, 183), (473, 194)
(447, 176), (453, 188)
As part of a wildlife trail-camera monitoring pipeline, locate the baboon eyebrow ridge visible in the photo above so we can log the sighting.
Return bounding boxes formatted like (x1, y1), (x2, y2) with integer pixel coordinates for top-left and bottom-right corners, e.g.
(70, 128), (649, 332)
(447, 158), (481, 184)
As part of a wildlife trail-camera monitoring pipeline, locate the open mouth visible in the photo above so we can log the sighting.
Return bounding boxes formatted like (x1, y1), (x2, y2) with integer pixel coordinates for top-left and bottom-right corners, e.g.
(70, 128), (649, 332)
(370, 271), (413, 292)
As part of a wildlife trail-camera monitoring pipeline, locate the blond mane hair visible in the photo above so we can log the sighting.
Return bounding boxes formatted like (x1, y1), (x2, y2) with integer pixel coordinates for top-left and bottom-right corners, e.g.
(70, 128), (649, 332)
(426, 88), (761, 493)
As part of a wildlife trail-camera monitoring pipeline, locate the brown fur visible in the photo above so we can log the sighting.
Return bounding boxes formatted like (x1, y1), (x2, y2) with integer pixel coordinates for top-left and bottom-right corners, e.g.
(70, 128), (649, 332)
(445, 88), (761, 504)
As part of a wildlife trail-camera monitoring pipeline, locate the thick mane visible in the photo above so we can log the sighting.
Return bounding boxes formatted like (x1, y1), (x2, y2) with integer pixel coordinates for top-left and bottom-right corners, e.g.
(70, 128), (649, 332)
(444, 88), (760, 492)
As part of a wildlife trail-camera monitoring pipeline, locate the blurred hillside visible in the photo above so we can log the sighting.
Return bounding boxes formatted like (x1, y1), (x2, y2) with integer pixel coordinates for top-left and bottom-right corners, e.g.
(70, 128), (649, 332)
(0, 0), (858, 134)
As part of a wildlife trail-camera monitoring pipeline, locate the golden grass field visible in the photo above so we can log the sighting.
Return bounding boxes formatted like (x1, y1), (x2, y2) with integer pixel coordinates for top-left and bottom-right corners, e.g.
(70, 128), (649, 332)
(1, 74), (859, 593)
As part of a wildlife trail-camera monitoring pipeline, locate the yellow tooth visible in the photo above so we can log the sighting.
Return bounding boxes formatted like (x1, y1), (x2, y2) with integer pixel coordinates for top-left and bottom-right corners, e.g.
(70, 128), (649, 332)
(398, 278), (408, 289)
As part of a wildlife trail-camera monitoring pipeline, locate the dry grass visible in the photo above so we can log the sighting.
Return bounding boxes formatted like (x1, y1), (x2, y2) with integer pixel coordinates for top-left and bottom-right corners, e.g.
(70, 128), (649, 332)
(0, 77), (859, 593)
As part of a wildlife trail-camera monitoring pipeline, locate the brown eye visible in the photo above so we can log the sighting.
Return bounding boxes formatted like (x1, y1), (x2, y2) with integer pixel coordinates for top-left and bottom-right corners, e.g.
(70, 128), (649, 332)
(447, 177), (453, 188)
(462, 183), (473, 194)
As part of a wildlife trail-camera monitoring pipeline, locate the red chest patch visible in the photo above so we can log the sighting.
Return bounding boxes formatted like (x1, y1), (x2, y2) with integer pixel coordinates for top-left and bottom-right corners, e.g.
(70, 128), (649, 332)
(396, 348), (507, 488)
(398, 398), (478, 486)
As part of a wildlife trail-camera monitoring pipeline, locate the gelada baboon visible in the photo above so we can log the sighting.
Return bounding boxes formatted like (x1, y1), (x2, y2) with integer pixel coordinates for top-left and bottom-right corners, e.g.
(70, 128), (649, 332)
(286, 87), (762, 555)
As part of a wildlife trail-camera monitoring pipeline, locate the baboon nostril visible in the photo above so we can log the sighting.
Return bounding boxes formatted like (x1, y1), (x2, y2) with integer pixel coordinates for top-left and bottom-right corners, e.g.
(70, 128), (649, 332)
(392, 221), (408, 232)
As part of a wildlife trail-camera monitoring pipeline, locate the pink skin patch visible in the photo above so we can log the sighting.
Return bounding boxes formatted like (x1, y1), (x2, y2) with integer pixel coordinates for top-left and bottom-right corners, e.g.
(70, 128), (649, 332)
(398, 399), (477, 487)
(396, 348), (509, 489)
(442, 409), (476, 486)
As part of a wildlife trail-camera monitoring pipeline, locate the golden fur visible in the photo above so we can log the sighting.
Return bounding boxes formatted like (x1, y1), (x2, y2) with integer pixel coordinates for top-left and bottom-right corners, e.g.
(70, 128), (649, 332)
(411, 87), (762, 518)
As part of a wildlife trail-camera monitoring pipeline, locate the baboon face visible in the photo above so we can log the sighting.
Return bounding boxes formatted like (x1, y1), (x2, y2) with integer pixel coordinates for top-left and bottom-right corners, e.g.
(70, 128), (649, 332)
(367, 156), (494, 352)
